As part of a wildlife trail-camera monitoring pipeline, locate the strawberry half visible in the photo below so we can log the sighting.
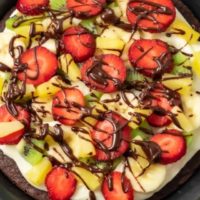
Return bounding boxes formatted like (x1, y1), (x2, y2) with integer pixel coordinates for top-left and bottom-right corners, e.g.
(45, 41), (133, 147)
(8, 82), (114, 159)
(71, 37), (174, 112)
(67, 0), (106, 18)
(142, 83), (180, 127)
(52, 88), (85, 125)
(17, 46), (58, 86)
(16, 0), (49, 15)
(91, 111), (131, 161)
(0, 104), (30, 144)
(126, 0), (176, 32)
(150, 130), (186, 164)
(102, 171), (134, 200)
(147, 113), (171, 127)
(81, 54), (127, 93)
(45, 167), (77, 200)
(129, 39), (173, 78)
(62, 26), (96, 62)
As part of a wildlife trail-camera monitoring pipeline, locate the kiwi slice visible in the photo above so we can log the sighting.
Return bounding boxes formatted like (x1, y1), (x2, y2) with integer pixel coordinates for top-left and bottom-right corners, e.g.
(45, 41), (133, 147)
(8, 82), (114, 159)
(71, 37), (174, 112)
(85, 91), (103, 106)
(17, 139), (45, 165)
(126, 69), (146, 82)
(6, 15), (44, 30)
(80, 19), (97, 34)
(50, 0), (66, 10)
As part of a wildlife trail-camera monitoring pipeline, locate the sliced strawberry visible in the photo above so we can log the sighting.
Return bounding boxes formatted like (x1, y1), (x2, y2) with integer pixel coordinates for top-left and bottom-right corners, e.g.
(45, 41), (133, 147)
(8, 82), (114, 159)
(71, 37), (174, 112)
(81, 54), (126, 93)
(126, 0), (176, 32)
(52, 88), (85, 125)
(16, 0), (49, 15)
(62, 26), (96, 62)
(0, 104), (30, 144)
(150, 130), (186, 164)
(102, 171), (134, 200)
(129, 39), (172, 78)
(91, 111), (131, 161)
(0, 104), (30, 126)
(17, 46), (58, 86)
(45, 167), (77, 200)
(147, 113), (171, 127)
(67, 0), (106, 18)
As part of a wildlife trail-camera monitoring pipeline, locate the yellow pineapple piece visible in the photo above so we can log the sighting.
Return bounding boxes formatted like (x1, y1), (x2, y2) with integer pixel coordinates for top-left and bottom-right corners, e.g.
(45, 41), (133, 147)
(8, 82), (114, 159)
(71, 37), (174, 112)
(68, 132), (96, 158)
(34, 76), (62, 98)
(59, 54), (81, 82)
(72, 167), (101, 191)
(169, 19), (200, 44)
(192, 51), (200, 78)
(96, 37), (125, 50)
(25, 157), (52, 186)
(172, 106), (194, 132)
(0, 72), (10, 95)
(162, 74), (192, 95)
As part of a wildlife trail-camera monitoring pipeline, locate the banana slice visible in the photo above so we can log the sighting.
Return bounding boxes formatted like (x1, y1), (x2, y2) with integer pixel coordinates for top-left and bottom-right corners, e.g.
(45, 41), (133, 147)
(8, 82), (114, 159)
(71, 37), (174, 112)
(181, 92), (200, 130)
(126, 136), (166, 193)
(0, 32), (26, 68)
(126, 161), (166, 193)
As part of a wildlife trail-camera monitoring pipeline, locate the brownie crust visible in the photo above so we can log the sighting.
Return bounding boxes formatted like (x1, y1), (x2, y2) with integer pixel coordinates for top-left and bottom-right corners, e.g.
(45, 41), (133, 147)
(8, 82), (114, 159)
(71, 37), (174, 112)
(0, 1), (200, 200)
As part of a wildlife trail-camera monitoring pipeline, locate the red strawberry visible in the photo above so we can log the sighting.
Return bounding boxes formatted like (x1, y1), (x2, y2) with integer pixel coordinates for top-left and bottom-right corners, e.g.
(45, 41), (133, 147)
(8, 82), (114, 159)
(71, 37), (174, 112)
(126, 0), (176, 32)
(0, 104), (30, 144)
(102, 171), (134, 200)
(16, 0), (49, 15)
(52, 88), (85, 125)
(91, 111), (131, 161)
(0, 104), (30, 126)
(147, 113), (171, 127)
(62, 26), (96, 62)
(81, 54), (127, 93)
(129, 39), (172, 78)
(150, 130), (186, 164)
(45, 167), (77, 200)
(67, 0), (106, 18)
(17, 46), (58, 86)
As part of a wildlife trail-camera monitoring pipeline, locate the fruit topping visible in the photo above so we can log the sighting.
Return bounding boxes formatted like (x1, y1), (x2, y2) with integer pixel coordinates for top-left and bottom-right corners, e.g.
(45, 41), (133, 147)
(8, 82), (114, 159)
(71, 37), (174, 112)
(17, 46), (58, 86)
(0, 104), (30, 126)
(102, 171), (134, 200)
(61, 26), (96, 62)
(150, 130), (187, 164)
(142, 83), (180, 127)
(129, 39), (173, 78)
(126, 0), (176, 32)
(50, 0), (66, 10)
(91, 111), (131, 161)
(45, 167), (77, 200)
(52, 88), (85, 125)
(67, 0), (106, 18)
(17, 138), (45, 165)
(81, 54), (126, 93)
(16, 0), (49, 15)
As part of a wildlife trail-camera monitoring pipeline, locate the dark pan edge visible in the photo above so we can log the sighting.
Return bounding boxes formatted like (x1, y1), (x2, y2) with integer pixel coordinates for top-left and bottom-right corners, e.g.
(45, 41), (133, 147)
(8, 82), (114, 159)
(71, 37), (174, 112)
(0, 1), (200, 200)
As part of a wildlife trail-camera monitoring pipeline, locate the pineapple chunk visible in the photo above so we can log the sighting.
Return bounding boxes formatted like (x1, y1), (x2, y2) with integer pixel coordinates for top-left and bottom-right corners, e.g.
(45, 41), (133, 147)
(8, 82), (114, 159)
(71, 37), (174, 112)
(72, 167), (101, 191)
(59, 54), (81, 82)
(25, 157), (52, 186)
(162, 74), (192, 95)
(102, 49), (120, 56)
(96, 37), (125, 50)
(169, 19), (200, 44)
(35, 76), (62, 98)
(45, 135), (71, 163)
(0, 72), (10, 95)
(172, 106), (194, 132)
(66, 127), (96, 158)
(192, 52), (200, 78)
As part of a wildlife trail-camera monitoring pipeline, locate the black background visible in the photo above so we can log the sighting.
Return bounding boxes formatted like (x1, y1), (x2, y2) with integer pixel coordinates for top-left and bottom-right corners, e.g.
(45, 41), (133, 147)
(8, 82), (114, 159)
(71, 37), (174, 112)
(0, 0), (200, 199)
